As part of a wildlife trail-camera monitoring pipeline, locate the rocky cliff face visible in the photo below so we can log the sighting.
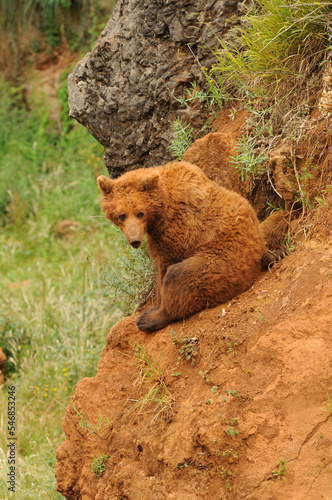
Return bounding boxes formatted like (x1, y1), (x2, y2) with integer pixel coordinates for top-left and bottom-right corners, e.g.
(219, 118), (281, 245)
(68, 0), (240, 177)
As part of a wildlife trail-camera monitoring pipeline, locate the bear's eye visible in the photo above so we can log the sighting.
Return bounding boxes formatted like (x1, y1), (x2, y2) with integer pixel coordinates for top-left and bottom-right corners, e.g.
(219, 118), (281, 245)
(118, 214), (126, 222)
(137, 212), (144, 219)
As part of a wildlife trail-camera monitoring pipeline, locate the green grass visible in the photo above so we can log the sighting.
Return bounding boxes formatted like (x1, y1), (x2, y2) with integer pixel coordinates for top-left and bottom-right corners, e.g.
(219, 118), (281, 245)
(0, 78), (124, 498)
(210, 0), (332, 103)
(125, 344), (174, 424)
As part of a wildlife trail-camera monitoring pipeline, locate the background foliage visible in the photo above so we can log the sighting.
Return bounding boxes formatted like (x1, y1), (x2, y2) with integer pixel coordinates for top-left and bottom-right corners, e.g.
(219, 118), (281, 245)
(0, 0), (117, 76)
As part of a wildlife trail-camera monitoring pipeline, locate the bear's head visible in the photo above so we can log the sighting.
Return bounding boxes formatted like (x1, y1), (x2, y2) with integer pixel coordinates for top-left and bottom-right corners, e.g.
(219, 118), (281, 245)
(97, 170), (164, 248)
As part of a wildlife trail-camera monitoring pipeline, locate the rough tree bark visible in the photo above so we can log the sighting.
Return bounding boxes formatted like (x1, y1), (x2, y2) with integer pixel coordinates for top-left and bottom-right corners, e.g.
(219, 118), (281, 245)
(68, 0), (240, 178)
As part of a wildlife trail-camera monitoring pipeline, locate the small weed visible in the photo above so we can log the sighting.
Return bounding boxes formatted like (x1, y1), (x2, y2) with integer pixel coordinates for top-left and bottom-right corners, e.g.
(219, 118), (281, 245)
(226, 426), (239, 438)
(315, 195), (328, 206)
(271, 460), (287, 479)
(91, 454), (109, 477)
(169, 117), (194, 160)
(266, 201), (285, 213)
(324, 396), (332, 415)
(215, 441), (240, 490)
(255, 308), (266, 322)
(91, 238), (156, 315)
(226, 389), (241, 398)
(221, 448), (238, 461)
(225, 337), (239, 353)
(126, 344), (174, 423)
(197, 399), (212, 407)
(73, 405), (112, 439)
(167, 81), (211, 109)
(199, 370), (211, 383)
(171, 329), (199, 366)
(230, 135), (267, 182)
(219, 466), (233, 490)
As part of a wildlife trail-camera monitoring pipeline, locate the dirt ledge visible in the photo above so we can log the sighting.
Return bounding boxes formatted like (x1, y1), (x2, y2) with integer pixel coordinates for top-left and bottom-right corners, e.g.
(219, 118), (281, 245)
(56, 211), (332, 499)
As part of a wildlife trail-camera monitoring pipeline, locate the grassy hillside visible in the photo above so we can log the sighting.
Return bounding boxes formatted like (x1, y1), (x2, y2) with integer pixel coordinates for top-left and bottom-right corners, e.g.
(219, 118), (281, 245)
(0, 75), (124, 498)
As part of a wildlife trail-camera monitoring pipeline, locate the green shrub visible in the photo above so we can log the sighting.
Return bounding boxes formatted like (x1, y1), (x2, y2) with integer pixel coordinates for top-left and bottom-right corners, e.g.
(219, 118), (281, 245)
(91, 238), (156, 315)
(169, 117), (194, 160)
(91, 454), (109, 477)
(230, 135), (268, 182)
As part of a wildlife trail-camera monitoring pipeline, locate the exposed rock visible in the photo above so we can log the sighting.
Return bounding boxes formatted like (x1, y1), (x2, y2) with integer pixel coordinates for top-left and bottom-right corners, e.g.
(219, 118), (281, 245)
(68, 0), (241, 178)
(267, 139), (295, 202)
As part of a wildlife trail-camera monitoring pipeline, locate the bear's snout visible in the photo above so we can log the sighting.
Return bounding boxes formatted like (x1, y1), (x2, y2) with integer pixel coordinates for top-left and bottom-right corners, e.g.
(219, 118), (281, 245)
(130, 240), (142, 249)
(123, 218), (145, 249)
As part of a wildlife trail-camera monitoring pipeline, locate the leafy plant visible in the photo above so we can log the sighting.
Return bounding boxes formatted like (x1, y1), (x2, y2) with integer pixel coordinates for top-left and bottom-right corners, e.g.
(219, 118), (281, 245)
(226, 389), (241, 398)
(91, 238), (156, 315)
(91, 454), (109, 477)
(171, 329), (199, 366)
(271, 459), (287, 479)
(226, 426), (239, 438)
(230, 135), (268, 182)
(199, 370), (211, 383)
(169, 117), (194, 160)
(255, 308), (266, 322)
(166, 81), (211, 109)
(219, 466), (233, 490)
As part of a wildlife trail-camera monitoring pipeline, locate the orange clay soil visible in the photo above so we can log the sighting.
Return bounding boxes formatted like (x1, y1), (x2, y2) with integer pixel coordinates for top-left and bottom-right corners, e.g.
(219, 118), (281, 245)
(55, 195), (332, 499)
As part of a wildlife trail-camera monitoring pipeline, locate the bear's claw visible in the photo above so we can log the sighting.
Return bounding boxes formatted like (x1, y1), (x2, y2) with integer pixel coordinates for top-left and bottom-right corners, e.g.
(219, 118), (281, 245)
(261, 245), (289, 270)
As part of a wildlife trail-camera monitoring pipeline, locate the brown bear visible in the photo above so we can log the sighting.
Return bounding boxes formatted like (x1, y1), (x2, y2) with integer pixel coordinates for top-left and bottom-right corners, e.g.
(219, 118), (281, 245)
(97, 161), (286, 332)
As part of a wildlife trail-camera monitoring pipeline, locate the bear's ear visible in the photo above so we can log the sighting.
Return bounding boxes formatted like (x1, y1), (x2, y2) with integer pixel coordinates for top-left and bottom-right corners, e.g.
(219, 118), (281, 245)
(138, 172), (159, 192)
(97, 175), (114, 196)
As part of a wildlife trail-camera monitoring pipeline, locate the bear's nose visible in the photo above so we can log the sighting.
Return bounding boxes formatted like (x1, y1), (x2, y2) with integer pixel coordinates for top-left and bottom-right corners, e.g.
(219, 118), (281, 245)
(130, 240), (141, 248)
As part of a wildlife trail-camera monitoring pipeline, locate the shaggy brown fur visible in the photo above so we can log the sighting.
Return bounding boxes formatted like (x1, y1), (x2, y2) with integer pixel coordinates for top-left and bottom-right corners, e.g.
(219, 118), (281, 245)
(97, 161), (285, 332)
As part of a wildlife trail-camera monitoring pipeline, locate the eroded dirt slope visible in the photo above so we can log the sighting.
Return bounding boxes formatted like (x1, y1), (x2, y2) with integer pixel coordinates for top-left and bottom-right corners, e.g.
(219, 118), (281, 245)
(56, 200), (332, 499)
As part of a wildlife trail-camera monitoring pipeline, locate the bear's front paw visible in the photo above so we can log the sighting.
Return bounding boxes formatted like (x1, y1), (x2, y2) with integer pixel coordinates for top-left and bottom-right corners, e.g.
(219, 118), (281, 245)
(136, 308), (172, 333)
(261, 245), (289, 270)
